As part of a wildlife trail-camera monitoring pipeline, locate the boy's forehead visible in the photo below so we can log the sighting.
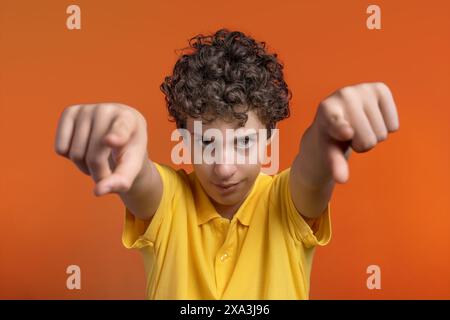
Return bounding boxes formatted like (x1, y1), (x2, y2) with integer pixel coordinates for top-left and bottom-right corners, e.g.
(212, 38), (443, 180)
(185, 110), (265, 133)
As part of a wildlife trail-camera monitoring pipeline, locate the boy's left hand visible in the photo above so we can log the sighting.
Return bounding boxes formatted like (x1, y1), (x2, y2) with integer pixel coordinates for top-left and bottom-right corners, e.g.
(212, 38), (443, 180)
(302, 82), (400, 185)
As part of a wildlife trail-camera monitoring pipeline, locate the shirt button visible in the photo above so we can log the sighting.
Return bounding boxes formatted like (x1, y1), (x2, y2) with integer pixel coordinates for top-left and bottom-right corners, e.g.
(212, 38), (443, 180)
(220, 253), (229, 261)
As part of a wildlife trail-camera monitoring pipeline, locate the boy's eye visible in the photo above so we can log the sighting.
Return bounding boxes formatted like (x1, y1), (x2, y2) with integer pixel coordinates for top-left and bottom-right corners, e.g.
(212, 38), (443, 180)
(195, 137), (214, 147)
(236, 136), (254, 149)
(202, 139), (213, 146)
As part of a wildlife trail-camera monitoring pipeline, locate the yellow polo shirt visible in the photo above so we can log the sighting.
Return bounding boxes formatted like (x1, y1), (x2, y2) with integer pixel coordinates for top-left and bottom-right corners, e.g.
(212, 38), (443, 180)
(122, 162), (331, 299)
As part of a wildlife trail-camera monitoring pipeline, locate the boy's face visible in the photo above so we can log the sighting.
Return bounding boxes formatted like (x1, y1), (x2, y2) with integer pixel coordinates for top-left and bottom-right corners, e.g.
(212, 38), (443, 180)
(186, 110), (267, 208)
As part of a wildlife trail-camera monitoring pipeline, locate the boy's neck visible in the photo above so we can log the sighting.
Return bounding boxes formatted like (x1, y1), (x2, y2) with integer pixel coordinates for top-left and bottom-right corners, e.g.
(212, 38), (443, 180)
(208, 179), (257, 220)
(211, 198), (245, 220)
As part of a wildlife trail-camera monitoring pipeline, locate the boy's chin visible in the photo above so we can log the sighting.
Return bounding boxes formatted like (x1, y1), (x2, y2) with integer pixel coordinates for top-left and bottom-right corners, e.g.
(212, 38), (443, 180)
(208, 192), (245, 206)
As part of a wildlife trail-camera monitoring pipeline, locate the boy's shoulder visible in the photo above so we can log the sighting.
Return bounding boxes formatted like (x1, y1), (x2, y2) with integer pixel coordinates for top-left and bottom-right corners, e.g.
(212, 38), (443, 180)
(153, 162), (191, 187)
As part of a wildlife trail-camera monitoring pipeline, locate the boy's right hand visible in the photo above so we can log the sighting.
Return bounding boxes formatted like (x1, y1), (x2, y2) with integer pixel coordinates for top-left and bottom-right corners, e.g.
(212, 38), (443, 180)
(54, 103), (149, 197)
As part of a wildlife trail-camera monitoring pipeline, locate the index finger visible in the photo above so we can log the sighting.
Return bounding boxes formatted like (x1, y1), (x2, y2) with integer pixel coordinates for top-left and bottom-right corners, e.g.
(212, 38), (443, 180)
(96, 119), (147, 195)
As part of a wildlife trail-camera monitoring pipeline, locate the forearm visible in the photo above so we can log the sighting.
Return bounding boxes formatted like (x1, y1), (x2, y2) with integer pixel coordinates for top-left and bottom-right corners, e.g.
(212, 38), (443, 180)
(290, 124), (339, 219)
(291, 154), (335, 219)
(118, 157), (162, 221)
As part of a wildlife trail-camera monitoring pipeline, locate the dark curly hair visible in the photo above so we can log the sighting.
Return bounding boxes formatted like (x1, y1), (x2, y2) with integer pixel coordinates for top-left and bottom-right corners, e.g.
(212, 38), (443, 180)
(160, 28), (292, 137)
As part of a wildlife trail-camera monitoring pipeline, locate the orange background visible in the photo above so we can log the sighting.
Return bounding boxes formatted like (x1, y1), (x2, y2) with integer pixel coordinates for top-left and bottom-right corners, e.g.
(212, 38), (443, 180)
(1, 0), (449, 299)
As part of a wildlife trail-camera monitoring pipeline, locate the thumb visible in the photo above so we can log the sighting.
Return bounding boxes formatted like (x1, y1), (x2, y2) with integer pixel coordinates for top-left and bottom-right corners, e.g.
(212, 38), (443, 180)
(326, 141), (350, 184)
(94, 173), (132, 196)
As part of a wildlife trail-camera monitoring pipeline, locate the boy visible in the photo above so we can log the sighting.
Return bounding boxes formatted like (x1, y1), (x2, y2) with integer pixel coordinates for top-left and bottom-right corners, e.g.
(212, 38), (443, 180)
(54, 29), (399, 299)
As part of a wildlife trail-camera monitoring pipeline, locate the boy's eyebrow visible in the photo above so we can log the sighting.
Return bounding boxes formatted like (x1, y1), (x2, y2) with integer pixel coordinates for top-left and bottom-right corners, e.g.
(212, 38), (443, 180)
(192, 131), (259, 138)
(192, 132), (215, 140)
(192, 132), (213, 137)
(234, 131), (258, 139)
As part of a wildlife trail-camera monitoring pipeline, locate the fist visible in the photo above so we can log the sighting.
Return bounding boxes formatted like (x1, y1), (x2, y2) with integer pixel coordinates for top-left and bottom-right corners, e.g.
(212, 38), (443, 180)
(54, 103), (148, 196)
(311, 82), (400, 184)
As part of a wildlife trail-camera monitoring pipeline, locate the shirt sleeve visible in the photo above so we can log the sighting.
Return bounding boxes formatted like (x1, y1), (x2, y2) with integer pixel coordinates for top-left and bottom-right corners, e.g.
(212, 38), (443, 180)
(121, 162), (180, 250)
(271, 167), (332, 248)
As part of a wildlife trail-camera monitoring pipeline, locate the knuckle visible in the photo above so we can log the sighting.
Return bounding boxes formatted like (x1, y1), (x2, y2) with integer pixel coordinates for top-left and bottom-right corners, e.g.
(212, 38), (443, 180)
(375, 82), (391, 96)
(375, 81), (388, 90)
(353, 137), (377, 152)
(131, 110), (147, 129)
(337, 86), (356, 100)
(318, 98), (344, 124)
(119, 108), (134, 118)
(61, 104), (79, 120)
(391, 123), (400, 132)
(97, 103), (118, 114)
(92, 103), (115, 121)
(362, 137), (377, 151)
(359, 83), (372, 91)
(69, 150), (84, 162)
(77, 104), (94, 119)
(55, 144), (67, 156)
(358, 83), (376, 97)
(66, 104), (81, 113)
(118, 109), (135, 123)
(318, 99), (334, 114)
(377, 131), (388, 141)
(126, 106), (146, 123)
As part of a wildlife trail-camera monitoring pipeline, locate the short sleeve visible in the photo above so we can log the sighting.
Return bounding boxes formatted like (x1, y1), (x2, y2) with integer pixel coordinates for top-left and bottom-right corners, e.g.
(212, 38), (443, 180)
(121, 162), (180, 249)
(271, 168), (332, 248)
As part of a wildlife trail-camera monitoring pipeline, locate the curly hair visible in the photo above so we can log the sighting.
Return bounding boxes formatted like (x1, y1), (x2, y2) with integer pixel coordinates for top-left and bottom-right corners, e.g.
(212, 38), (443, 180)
(160, 28), (292, 137)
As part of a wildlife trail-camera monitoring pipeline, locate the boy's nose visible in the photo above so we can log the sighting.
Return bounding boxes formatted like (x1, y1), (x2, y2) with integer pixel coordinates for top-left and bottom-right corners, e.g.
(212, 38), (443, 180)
(213, 163), (237, 181)
(213, 142), (238, 178)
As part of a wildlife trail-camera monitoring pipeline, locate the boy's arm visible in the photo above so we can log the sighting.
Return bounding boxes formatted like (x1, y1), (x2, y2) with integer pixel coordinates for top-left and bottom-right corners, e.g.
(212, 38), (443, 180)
(55, 103), (162, 222)
(289, 82), (400, 219)
(118, 157), (163, 222)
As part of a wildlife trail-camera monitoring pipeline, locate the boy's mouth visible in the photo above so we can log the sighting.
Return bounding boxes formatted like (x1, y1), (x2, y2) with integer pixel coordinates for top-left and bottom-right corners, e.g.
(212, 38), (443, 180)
(213, 181), (241, 193)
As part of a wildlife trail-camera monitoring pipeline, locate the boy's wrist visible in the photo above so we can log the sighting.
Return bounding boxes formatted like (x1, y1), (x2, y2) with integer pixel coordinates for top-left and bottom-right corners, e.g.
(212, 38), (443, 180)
(120, 153), (151, 197)
(297, 124), (333, 189)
